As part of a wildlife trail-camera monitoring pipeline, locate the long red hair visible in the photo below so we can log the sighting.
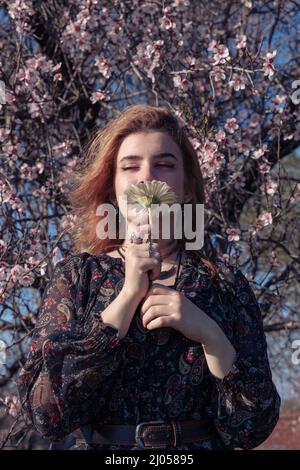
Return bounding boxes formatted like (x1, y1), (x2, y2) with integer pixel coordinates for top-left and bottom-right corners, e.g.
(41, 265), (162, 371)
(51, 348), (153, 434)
(68, 104), (218, 279)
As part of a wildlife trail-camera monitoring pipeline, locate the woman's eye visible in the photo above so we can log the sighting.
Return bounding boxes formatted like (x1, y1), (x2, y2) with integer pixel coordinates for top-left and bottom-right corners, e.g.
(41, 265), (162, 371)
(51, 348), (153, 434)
(157, 164), (175, 168)
(121, 164), (174, 171)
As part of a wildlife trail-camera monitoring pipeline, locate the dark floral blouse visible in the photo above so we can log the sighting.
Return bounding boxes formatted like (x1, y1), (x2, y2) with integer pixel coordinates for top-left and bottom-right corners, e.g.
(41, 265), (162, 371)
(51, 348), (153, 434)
(17, 251), (281, 450)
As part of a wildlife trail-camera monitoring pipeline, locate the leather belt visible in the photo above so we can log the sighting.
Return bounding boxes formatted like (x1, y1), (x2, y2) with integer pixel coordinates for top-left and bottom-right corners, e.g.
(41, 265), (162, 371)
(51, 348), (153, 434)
(77, 419), (218, 449)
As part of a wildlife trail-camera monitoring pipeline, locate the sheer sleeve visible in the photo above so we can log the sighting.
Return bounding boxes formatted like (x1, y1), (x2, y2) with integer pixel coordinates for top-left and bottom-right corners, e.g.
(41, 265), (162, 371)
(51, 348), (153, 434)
(209, 264), (281, 449)
(17, 254), (126, 441)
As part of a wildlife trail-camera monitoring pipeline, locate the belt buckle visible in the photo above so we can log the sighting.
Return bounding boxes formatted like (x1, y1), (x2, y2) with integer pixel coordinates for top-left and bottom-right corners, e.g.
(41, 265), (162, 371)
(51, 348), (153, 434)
(135, 420), (165, 449)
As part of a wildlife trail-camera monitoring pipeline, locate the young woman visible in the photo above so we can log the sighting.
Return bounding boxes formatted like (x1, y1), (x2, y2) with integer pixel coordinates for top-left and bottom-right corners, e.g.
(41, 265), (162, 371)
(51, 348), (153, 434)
(17, 104), (280, 450)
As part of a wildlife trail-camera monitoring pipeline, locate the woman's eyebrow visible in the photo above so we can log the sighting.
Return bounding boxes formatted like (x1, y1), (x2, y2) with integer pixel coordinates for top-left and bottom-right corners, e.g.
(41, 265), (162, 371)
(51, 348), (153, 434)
(119, 153), (178, 163)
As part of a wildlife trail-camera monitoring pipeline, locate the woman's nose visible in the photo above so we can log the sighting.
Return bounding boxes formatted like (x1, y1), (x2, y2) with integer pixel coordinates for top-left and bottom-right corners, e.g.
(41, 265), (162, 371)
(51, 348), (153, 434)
(138, 166), (156, 183)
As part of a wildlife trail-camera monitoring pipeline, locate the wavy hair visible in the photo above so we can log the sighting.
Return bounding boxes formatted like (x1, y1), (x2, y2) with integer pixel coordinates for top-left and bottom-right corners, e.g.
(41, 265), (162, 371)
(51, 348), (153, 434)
(68, 104), (218, 279)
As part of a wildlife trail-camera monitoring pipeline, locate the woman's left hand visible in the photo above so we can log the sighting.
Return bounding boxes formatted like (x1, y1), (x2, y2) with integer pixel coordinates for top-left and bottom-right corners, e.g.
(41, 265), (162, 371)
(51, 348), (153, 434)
(140, 283), (217, 345)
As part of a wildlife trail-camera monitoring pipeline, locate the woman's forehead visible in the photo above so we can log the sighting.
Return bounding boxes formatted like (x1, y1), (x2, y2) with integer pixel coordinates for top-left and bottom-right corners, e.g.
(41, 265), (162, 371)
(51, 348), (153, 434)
(117, 131), (183, 160)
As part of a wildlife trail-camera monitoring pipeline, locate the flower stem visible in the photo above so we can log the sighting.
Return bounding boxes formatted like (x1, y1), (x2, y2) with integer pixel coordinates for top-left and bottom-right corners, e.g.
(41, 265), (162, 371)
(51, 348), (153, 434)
(148, 206), (153, 290)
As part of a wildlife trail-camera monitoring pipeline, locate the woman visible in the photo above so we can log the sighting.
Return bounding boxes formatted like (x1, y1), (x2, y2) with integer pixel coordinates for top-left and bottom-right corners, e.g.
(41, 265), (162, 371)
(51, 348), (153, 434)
(17, 104), (280, 450)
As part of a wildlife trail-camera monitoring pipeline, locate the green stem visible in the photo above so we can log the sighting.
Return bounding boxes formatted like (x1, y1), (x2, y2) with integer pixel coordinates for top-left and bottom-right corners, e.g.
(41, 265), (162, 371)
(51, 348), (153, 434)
(148, 207), (153, 290)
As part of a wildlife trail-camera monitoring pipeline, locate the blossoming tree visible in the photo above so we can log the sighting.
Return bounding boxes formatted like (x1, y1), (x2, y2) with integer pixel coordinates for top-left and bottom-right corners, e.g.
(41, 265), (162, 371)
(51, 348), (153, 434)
(0, 0), (299, 448)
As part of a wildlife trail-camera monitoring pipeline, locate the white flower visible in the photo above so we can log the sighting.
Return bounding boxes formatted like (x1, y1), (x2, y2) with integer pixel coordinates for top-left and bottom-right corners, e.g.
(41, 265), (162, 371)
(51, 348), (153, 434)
(125, 180), (177, 208)
(124, 180), (177, 228)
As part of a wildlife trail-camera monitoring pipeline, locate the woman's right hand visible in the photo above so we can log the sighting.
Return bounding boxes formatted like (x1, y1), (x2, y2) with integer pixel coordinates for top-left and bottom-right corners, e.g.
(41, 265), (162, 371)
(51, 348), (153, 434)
(122, 224), (162, 301)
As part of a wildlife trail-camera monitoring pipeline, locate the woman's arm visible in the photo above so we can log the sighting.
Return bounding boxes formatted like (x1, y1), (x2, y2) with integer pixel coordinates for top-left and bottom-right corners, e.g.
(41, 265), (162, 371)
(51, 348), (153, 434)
(17, 255), (138, 441)
(208, 266), (281, 450)
(202, 328), (237, 379)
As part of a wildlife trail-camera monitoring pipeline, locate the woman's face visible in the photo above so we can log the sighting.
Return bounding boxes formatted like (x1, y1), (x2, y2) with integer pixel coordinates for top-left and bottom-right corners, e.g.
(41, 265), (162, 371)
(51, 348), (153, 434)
(114, 131), (190, 220)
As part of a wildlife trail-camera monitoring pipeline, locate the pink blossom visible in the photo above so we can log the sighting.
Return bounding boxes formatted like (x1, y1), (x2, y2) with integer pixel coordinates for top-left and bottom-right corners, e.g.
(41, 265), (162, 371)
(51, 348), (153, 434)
(36, 162), (45, 174)
(54, 73), (63, 82)
(32, 186), (50, 198)
(249, 113), (261, 127)
(270, 94), (286, 113)
(91, 91), (107, 103)
(26, 55), (55, 75)
(201, 150), (224, 175)
(226, 228), (240, 242)
(259, 163), (271, 174)
(173, 75), (191, 92)
(230, 171), (246, 189)
(257, 212), (273, 227)
(211, 67), (226, 82)
(186, 56), (196, 68)
(220, 253), (230, 263)
(208, 41), (230, 65)
(94, 56), (112, 79)
(261, 178), (278, 196)
(203, 140), (218, 155)
(215, 129), (226, 143)
(236, 34), (247, 49)
(225, 117), (239, 133)
(263, 50), (277, 79)
(3, 395), (21, 418)
(160, 16), (176, 30)
(10, 264), (25, 282)
(52, 142), (71, 158)
(3, 142), (25, 160)
(8, 0), (34, 25)
(19, 270), (35, 287)
(265, 50), (277, 60)
(190, 137), (201, 150)
(237, 140), (251, 156)
(229, 74), (246, 91)
(213, 153), (225, 169)
(252, 144), (268, 159)
(61, 214), (77, 231)
(0, 189), (25, 212)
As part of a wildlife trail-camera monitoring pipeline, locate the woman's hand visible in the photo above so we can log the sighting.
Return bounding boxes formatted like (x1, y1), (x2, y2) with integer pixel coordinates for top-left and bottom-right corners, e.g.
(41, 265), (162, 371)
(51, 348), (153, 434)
(140, 283), (237, 378)
(122, 224), (162, 302)
(140, 283), (217, 344)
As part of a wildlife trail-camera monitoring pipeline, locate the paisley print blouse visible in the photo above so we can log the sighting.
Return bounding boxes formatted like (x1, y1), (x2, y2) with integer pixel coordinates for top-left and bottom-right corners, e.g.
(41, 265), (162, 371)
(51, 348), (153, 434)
(17, 251), (281, 450)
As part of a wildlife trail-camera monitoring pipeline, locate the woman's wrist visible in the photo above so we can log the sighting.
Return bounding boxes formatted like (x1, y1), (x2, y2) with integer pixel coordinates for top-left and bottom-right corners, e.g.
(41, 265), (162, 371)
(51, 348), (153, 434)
(202, 328), (237, 379)
(121, 284), (145, 304)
